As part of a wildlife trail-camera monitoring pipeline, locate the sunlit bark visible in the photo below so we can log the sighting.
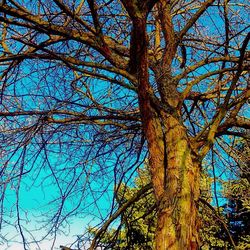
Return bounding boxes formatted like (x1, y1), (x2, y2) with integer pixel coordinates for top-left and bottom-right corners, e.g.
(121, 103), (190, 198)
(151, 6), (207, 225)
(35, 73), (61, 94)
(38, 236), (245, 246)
(155, 115), (200, 249)
(130, 8), (201, 248)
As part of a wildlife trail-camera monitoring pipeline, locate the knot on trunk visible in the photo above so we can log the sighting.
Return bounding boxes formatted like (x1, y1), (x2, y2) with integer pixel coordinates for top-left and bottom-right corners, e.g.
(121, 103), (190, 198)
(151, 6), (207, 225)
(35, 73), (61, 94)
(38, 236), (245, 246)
(157, 191), (174, 214)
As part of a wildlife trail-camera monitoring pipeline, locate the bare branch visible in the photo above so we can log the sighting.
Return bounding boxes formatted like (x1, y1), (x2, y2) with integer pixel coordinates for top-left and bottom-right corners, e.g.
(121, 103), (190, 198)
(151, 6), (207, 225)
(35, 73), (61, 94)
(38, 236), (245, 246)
(179, 0), (216, 39)
(89, 183), (152, 250)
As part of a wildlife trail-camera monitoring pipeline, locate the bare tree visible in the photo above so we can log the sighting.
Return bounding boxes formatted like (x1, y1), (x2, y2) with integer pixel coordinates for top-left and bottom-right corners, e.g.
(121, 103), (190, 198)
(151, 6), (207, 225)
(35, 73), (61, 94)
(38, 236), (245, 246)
(0, 0), (249, 249)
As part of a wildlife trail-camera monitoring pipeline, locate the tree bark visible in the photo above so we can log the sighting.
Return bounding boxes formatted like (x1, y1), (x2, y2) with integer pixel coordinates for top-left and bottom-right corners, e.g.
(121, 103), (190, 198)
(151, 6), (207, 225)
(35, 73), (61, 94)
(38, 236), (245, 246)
(128, 10), (201, 250)
(138, 50), (201, 250)
(154, 115), (200, 250)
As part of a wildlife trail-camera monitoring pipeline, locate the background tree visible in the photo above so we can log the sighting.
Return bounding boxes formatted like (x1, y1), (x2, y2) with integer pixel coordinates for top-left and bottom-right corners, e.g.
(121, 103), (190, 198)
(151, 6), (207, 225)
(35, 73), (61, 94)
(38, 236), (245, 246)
(0, 0), (249, 249)
(221, 139), (250, 249)
(91, 140), (249, 249)
(88, 166), (156, 250)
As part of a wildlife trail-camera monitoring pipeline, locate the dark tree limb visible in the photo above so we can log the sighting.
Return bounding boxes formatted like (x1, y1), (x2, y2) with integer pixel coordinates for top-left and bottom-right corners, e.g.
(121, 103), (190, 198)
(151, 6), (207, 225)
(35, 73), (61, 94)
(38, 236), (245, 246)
(179, 0), (216, 39)
(199, 198), (236, 248)
(89, 183), (152, 250)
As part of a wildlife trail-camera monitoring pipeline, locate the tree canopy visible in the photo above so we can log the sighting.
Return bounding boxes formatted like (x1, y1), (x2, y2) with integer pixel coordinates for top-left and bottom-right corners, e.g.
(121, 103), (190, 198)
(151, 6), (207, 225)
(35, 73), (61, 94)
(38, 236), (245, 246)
(0, 0), (249, 249)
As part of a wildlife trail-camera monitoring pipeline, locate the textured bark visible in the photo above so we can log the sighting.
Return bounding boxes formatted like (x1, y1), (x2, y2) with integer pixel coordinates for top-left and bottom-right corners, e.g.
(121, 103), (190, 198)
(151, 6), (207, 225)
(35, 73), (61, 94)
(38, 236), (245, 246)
(126, 5), (201, 249)
(138, 52), (200, 250)
(154, 115), (200, 250)
(130, 17), (166, 201)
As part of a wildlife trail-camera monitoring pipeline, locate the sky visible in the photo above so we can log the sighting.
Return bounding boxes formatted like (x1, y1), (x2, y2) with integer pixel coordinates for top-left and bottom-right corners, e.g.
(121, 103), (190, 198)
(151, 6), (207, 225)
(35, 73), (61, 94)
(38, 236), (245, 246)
(1, 218), (87, 250)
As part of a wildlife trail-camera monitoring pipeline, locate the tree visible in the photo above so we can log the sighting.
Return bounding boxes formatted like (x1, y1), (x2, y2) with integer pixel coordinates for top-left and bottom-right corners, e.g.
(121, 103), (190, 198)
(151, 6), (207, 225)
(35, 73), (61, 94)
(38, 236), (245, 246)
(222, 139), (250, 249)
(0, 0), (249, 249)
(222, 178), (250, 249)
(200, 139), (250, 249)
(90, 141), (249, 249)
(89, 166), (156, 249)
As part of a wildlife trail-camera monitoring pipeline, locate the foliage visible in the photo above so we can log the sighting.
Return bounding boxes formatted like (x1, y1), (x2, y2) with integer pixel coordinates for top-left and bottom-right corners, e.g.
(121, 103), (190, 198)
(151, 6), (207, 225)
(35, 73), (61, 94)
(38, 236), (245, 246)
(93, 156), (250, 249)
(89, 167), (156, 249)
(115, 169), (156, 250)
(222, 140), (250, 249)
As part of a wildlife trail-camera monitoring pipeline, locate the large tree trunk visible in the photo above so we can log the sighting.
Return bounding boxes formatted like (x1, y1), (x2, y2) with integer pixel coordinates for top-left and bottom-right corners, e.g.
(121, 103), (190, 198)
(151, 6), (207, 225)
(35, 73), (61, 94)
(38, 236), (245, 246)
(139, 85), (201, 249)
(129, 13), (201, 250)
(153, 115), (200, 250)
